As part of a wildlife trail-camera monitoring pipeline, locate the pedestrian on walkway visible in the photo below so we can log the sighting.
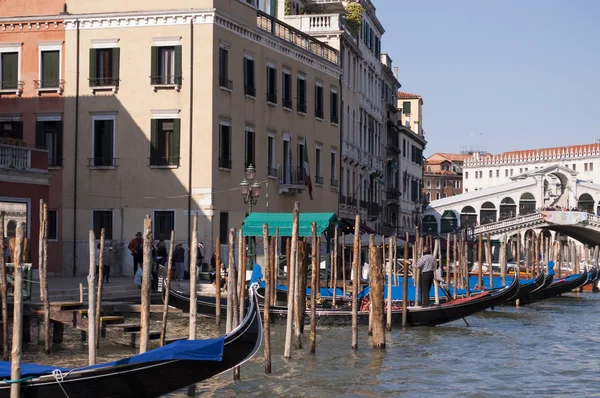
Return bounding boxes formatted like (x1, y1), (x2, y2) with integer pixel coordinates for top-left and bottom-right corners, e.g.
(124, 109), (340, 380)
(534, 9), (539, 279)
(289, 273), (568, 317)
(128, 232), (143, 275)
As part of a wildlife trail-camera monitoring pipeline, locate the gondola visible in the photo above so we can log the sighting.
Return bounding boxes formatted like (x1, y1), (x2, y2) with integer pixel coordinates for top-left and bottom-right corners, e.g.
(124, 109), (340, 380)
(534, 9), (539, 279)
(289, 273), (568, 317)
(503, 272), (546, 304)
(0, 285), (262, 398)
(268, 276), (519, 327)
(518, 270), (589, 305)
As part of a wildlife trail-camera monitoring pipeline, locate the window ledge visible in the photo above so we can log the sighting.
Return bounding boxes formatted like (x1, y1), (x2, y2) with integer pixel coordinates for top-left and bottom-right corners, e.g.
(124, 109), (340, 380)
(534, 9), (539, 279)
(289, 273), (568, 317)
(219, 86), (233, 93)
(267, 175), (277, 180)
(330, 187), (339, 191)
(0, 89), (22, 96)
(297, 111), (306, 116)
(89, 166), (117, 170)
(219, 167), (231, 172)
(48, 239), (58, 243)
(283, 107), (292, 112)
(316, 117), (323, 122)
(331, 122), (339, 127)
(152, 84), (181, 92)
(90, 86), (118, 94)
(267, 101), (277, 107)
(245, 94), (256, 100)
(149, 165), (179, 169)
(48, 166), (62, 170)
(37, 87), (63, 96)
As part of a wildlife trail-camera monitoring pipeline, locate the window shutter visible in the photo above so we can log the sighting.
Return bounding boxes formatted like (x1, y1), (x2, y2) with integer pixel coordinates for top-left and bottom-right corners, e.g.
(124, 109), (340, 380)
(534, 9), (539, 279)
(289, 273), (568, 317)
(174, 45), (182, 78)
(248, 59), (254, 87)
(55, 120), (63, 166)
(403, 101), (411, 114)
(3, 53), (18, 85)
(111, 48), (120, 80)
(170, 119), (181, 166)
(105, 120), (114, 164)
(35, 121), (45, 149)
(89, 49), (96, 81)
(150, 119), (159, 165)
(42, 51), (59, 86)
(150, 46), (158, 79)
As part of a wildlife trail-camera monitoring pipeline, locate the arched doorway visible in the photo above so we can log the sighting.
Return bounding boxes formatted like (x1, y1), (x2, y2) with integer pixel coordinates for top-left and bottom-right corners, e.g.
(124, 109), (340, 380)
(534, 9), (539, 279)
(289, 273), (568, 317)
(440, 210), (457, 234)
(519, 192), (536, 215)
(578, 193), (594, 213)
(499, 197), (517, 220)
(422, 215), (438, 235)
(460, 206), (477, 227)
(6, 221), (16, 238)
(480, 202), (497, 224)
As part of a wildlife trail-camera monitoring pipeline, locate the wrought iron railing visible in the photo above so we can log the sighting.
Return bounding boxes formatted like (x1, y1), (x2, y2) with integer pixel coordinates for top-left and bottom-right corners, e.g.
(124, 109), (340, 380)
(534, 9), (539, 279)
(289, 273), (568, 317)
(0, 80), (24, 94)
(150, 75), (182, 86)
(219, 77), (233, 90)
(88, 157), (118, 168)
(277, 165), (306, 187)
(89, 77), (119, 87)
(245, 85), (256, 97)
(150, 156), (180, 167)
(218, 157), (232, 169)
(315, 108), (324, 119)
(330, 178), (338, 188)
(33, 79), (65, 91)
(297, 102), (307, 113)
(283, 98), (293, 109)
(331, 114), (339, 124)
(267, 92), (277, 104)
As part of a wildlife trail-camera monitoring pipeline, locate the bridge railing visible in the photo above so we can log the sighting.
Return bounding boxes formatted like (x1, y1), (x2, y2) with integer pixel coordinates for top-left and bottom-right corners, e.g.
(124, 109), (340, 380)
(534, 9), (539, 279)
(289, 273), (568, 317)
(4, 263), (33, 301)
(473, 212), (543, 235)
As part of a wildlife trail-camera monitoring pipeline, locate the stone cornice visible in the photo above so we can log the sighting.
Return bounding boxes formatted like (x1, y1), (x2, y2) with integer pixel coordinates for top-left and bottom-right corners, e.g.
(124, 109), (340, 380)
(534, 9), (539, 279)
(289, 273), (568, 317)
(464, 150), (600, 168)
(0, 21), (63, 31)
(64, 9), (340, 78)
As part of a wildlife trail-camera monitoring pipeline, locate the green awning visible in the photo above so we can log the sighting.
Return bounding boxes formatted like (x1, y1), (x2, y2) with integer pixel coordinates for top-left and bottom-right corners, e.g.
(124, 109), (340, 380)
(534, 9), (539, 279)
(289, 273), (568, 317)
(242, 212), (338, 237)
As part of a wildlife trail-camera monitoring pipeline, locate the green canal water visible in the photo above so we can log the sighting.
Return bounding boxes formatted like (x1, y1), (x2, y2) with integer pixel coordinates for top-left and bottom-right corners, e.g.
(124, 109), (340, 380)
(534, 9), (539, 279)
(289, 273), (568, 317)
(20, 291), (600, 397)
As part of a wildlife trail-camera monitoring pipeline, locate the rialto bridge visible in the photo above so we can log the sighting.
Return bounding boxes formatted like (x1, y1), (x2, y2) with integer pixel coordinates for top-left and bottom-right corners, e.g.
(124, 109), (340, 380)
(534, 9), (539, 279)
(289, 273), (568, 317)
(422, 164), (600, 246)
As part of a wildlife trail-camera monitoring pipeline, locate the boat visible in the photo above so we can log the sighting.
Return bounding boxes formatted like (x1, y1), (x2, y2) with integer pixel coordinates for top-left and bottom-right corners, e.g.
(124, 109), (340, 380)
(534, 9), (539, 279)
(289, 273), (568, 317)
(268, 276), (520, 327)
(518, 271), (588, 305)
(0, 285), (262, 398)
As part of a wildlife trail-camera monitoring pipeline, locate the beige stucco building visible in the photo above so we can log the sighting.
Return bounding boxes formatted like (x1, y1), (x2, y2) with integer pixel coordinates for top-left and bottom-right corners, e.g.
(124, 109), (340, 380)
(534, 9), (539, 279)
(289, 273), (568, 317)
(61, 0), (341, 275)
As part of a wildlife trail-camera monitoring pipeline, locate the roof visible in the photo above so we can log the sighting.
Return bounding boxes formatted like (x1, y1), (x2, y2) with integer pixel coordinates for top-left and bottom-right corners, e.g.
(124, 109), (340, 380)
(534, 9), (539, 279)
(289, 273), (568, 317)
(428, 153), (473, 163)
(397, 91), (421, 99)
(242, 212), (337, 237)
(500, 143), (600, 159)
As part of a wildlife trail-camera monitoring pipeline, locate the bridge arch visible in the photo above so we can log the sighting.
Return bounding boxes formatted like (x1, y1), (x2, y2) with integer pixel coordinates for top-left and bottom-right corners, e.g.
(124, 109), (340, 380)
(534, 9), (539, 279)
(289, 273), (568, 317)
(480, 202), (497, 224)
(440, 210), (458, 234)
(578, 193), (594, 213)
(499, 197), (517, 220)
(422, 215), (438, 235)
(460, 206), (477, 228)
(519, 192), (536, 215)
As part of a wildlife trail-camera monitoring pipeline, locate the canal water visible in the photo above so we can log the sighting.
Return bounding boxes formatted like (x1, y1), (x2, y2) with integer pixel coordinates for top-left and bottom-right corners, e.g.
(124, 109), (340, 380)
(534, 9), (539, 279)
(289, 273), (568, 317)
(21, 291), (600, 397)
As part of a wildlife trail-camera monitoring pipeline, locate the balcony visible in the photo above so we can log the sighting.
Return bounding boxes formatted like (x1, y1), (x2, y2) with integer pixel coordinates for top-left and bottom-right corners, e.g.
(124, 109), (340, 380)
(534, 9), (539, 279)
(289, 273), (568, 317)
(88, 157), (118, 169)
(342, 141), (360, 164)
(0, 143), (48, 171)
(283, 14), (342, 34)
(219, 77), (233, 90)
(315, 175), (324, 185)
(330, 178), (338, 188)
(0, 81), (24, 96)
(256, 11), (338, 65)
(267, 92), (277, 104)
(283, 97), (293, 109)
(34, 79), (65, 95)
(89, 77), (119, 93)
(297, 102), (307, 114)
(150, 75), (182, 92)
(245, 85), (256, 97)
(315, 108), (324, 119)
(331, 114), (339, 125)
(277, 165), (306, 194)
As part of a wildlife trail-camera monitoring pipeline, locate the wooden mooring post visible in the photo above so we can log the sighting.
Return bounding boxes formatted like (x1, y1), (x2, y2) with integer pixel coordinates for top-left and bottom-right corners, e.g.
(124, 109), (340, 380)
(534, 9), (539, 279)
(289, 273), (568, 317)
(486, 233), (493, 289)
(10, 223), (25, 398)
(140, 217), (152, 354)
(402, 233), (409, 328)
(159, 230), (175, 347)
(226, 229), (234, 334)
(296, 240), (308, 340)
(309, 223), (318, 354)
(351, 215), (360, 350)
(369, 235), (385, 349)
(41, 202), (50, 354)
(95, 228), (105, 349)
(87, 229), (97, 365)
(284, 203), (299, 359)
(232, 229), (241, 381)
(187, 214), (198, 396)
(386, 237), (393, 331)
(0, 212), (7, 360)
(215, 237), (221, 325)
(263, 224), (272, 373)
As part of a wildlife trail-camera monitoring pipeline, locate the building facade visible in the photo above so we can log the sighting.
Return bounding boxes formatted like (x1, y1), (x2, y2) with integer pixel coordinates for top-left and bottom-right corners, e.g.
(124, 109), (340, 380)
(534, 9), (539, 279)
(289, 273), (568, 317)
(0, 0), (66, 273)
(423, 153), (467, 202)
(60, 0), (341, 275)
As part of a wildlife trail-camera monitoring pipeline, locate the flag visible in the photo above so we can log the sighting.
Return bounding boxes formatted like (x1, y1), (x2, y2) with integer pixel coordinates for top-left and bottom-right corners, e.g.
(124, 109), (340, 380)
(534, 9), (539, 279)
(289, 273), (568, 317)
(303, 135), (313, 200)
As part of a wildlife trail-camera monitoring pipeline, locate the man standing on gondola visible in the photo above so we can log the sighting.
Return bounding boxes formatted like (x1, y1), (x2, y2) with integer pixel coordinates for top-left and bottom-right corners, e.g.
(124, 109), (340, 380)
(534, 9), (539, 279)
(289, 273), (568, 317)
(415, 246), (435, 306)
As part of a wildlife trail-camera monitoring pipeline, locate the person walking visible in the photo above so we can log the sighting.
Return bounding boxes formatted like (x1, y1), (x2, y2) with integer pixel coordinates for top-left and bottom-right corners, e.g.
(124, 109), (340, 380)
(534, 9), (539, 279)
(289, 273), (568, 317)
(128, 232), (143, 275)
(414, 246), (435, 306)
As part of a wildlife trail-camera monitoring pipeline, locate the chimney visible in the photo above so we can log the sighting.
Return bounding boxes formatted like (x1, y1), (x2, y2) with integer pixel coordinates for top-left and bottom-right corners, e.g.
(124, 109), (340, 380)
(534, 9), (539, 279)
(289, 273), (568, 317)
(393, 66), (398, 79)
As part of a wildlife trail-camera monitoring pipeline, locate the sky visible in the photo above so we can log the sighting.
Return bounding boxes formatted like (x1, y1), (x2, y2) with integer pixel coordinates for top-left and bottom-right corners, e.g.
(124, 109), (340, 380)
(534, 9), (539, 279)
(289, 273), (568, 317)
(375, 0), (600, 156)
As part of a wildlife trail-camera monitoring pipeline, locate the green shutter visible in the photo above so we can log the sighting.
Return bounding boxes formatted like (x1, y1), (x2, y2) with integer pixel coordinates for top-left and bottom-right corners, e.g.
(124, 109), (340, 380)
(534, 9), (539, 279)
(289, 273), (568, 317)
(1, 52), (18, 89)
(403, 101), (411, 114)
(111, 48), (120, 81)
(150, 119), (159, 165)
(170, 119), (181, 166)
(36, 121), (45, 149)
(42, 51), (59, 87)
(150, 46), (158, 80)
(174, 45), (182, 80)
(55, 120), (63, 167)
(89, 49), (96, 83)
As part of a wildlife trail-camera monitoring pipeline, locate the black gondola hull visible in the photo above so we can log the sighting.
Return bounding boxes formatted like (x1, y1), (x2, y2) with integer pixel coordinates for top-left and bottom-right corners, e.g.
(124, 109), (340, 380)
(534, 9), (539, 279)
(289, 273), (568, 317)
(518, 272), (588, 305)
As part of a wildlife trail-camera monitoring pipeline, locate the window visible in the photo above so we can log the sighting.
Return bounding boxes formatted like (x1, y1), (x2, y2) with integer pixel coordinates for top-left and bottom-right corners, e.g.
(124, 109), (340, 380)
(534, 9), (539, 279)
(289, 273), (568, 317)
(282, 70), (292, 109)
(584, 163), (587, 171)
(92, 116), (115, 167)
(435, 192), (440, 200)
(36, 119), (63, 166)
(505, 169), (508, 177)
(267, 134), (276, 177)
(436, 180), (440, 188)
(315, 147), (323, 184)
(443, 180), (447, 188)
(39, 50), (60, 89)
(489, 170), (492, 178)
(219, 122), (231, 169)
(496, 169), (500, 177)
(219, 212), (229, 244)
(590, 163), (594, 171)
(153, 210), (174, 240)
(89, 48), (120, 87)
(0, 51), (19, 90)
(403, 101), (411, 114)
(296, 142), (304, 180)
(0, 118), (23, 140)
(282, 138), (291, 184)
(266, 64), (277, 103)
(150, 119), (180, 166)
(519, 168), (523, 173)
(330, 89), (339, 124)
(315, 83), (324, 119)
(93, 210), (113, 240)
(330, 150), (338, 187)
(244, 55), (255, 97)
(465, 172), (469, 179)
(218, 46), (231, 89)
(426, 180), (431, 188)
(150, 45), (182, 86)
(572, 164), (576, 171)
(297, 75), (307, 113)
(47, 210), (58, 240)
(510, 169), (513, 176)
(245, 128), (255, 168)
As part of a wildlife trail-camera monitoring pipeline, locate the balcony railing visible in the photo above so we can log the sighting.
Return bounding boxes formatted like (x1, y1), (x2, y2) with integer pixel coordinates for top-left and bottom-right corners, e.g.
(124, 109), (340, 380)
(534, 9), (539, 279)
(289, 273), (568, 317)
(149, 157), (180, 167)
(219, 77), (233, 90)
(339, 194), (346, 204)
(315, 108), (324, 119)
(150, 75), (182, 91)
(342, 141), (360, 163)
(277, 165), (306, 187)
(256, 10), (338, 65)
(359, 200), (368, 209)
(219, 158), (232, 169)
(245, 85), (256, 97)
(267, 166), (277, 177)
(330, 178), (338, 188)
(0, 144), (30, 169)
(89, 77), (119, 88)
(283, 13), (342, 34)
(283, 98), (293, 109)
(315, 175), (324, 185)
(0, 81), (24, 95)
(331, 114), (339, 125)
(88, 157), (118, 168)
(297, 102), (307, 113)
(267, 92), (277, 104)
(33, 79), (65, 95)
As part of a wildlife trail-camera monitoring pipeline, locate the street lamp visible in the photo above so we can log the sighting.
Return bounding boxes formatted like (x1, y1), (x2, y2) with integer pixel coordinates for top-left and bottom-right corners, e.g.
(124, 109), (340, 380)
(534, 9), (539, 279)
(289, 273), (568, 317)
(240, 164), (261, 270)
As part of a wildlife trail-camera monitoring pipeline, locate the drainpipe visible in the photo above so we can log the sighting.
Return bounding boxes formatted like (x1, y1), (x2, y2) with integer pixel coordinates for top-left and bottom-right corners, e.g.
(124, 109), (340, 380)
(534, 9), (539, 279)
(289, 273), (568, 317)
(187, 19), (194, 249)
(72, 19), (80, 276)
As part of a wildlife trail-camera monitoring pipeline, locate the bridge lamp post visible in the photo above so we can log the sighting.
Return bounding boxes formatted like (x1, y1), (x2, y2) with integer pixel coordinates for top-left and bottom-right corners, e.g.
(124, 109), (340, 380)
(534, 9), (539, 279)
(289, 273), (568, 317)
(240, 164), (261, 272)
